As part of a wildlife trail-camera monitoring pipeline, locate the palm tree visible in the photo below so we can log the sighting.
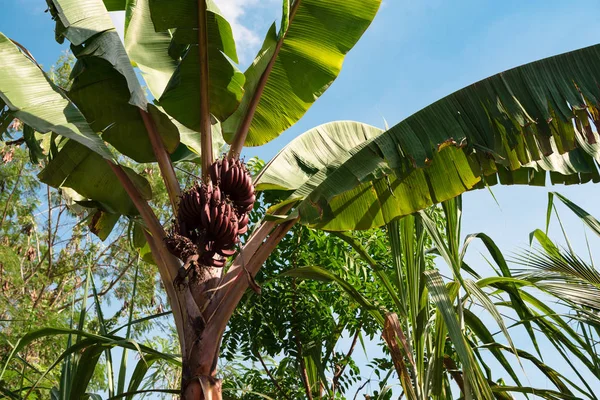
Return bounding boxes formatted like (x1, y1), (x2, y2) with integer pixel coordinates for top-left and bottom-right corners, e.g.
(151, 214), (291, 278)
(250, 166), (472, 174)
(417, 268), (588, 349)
(2, 0), (600, 398)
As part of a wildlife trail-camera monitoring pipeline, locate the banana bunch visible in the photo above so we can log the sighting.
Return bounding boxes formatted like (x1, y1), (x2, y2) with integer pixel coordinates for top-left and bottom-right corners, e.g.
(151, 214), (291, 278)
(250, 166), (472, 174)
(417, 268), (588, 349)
(209, 158), (256, 215)
(167, 157), (256, 269)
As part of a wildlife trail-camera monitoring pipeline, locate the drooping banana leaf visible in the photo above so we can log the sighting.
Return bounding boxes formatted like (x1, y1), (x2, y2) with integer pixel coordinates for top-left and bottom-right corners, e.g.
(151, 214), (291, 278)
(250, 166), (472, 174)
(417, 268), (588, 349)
(46, 0), (180, 163)
(260, 43), (600, 230)
(38, 140), (152, 216)
(222, 0), (382, 147)
(0, 32), (113, 159)
(255, 121), (383, 191)
(146, 0), (245, 128)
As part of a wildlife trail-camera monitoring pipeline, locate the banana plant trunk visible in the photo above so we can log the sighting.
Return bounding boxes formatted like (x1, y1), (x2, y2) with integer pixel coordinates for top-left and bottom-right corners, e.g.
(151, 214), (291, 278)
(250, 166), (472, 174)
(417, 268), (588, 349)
(147, 219), (298, 399)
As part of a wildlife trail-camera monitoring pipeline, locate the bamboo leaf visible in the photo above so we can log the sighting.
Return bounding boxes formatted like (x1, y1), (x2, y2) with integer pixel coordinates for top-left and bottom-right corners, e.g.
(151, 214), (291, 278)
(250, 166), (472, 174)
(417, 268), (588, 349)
(463, 310), (521, 387)
(125, 355), (162, 400)
(424, 270), (494, 400)
(551, 192), (600, 237)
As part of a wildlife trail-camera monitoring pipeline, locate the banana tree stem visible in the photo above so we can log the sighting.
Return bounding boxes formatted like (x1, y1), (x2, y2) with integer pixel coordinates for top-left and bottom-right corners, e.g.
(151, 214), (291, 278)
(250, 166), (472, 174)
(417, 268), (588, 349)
(198, 0), (213, 180)
(139, 109), (181, 211)
(227, 0), (302, 159)
(107, 161), (186, 348)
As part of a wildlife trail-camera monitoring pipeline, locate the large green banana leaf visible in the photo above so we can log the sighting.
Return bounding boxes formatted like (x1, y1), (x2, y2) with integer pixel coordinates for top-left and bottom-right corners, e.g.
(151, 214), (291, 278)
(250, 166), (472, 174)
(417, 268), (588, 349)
(0, 33), (112, 160)
(144, 0), (245, 128)
(259, 44), (600, 230)
(0, 30), (150, 219)
(222, 0), (382, 147)
(46, 0), (180, 163)
(38, 141), (152, 216)
(255, 121), (383, 191)
(124, 0), (175, 99)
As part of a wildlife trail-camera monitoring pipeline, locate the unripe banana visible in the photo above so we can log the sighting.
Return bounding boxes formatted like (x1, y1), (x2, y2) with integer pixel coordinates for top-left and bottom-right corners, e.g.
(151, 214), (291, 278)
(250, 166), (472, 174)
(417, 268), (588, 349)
(211, 258), (226, 268)
(221, 157), (229, 177)
(210, 160), (220, 183)
(218, 248), (236, 257)
(237, 194), (256, 208)
(200, 203), (211, 228)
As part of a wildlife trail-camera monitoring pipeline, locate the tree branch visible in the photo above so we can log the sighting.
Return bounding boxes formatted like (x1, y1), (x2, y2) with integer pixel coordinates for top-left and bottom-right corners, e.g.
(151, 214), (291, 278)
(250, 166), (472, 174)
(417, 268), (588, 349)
(227, 0), (302, 158)
(255, 350), (289, 400)
(198, 0), (213, 180)
(352, 379), (371, 400)
(139, 109), (181, 211)
(4, 138), (25, 146)
(332, 321), (362, 396)
(46, 184), (52, 276)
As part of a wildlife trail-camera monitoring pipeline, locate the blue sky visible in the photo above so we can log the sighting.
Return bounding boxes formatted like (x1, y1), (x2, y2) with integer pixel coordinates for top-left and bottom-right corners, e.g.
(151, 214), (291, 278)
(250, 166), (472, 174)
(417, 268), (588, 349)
(3, 0), (600, 397)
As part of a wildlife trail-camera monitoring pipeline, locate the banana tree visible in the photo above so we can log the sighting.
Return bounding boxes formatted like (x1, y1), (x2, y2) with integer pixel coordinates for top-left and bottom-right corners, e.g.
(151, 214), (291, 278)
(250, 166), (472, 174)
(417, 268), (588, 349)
(2, 0), (600, 398)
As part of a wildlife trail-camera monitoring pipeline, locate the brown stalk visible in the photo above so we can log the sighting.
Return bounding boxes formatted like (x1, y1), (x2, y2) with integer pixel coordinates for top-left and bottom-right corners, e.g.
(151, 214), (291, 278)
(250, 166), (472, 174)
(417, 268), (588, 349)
(0, 159), (24, 229)
(227, 0), (302, 158)
(443, 355), (465, 394)
(139, 109), (181, 210)
(198, 0), (213, 180)
(382, 313), (418, 399)
(187, 219), (297, 388)
(332, 321), (362, 397)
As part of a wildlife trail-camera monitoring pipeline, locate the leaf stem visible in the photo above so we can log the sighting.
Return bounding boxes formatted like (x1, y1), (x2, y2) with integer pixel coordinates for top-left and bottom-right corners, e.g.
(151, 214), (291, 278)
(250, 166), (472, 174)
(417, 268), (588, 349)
(139, 109), (181, 210)
(198, 0), (213, 179)
(107, 161), (186, 347)
(227, 0), (302, 158)
(193, 218), (297, 378)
